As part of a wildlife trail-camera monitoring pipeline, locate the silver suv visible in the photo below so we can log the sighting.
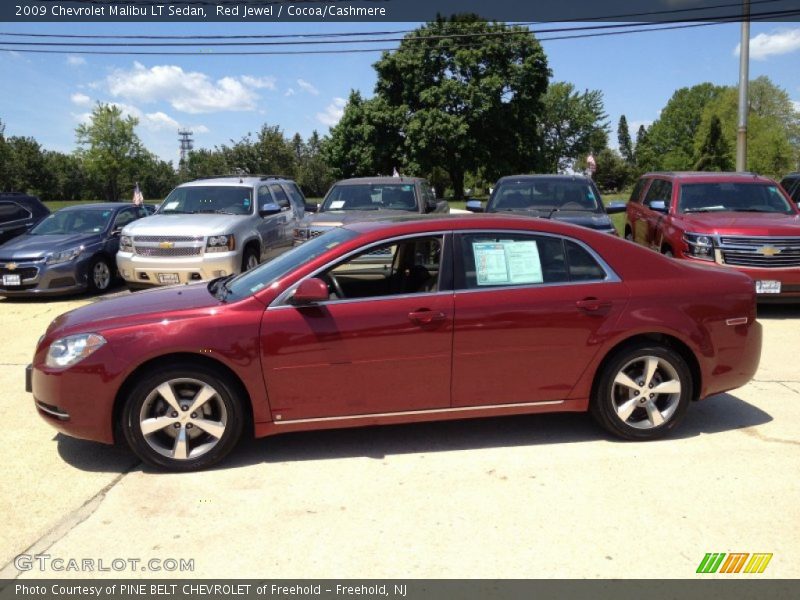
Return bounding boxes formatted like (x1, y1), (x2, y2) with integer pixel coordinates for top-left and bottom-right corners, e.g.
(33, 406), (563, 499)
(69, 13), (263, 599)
(117, 176), (306, 287)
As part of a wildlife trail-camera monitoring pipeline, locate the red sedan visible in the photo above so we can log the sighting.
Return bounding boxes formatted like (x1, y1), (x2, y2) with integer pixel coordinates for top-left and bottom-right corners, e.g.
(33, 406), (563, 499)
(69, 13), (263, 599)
(28, 215), (762, 471)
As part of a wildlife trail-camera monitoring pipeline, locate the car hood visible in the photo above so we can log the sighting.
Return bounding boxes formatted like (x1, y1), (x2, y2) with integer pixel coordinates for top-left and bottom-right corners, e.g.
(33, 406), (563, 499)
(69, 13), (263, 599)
(0, 233), (100, 259)
(678, 212), (800, 236)
(307, 210), (417, 227)
(488, 209), (614, 231)
(46, 282), (223, 336)
(123, 214), (246, 237)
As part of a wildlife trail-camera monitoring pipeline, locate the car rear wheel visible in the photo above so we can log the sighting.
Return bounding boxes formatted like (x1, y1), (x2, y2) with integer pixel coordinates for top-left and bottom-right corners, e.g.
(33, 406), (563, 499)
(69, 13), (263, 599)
(242, 247), (259, 272)
(87, 256), (112, 293)
(121, 365), (244, 471)
(591, 343), (692, 440)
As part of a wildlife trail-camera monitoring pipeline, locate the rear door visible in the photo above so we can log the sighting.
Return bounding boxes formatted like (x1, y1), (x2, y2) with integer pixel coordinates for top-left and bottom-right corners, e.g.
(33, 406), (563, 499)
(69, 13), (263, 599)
(640, 178), (672, 251)
(451, 231), (628, 407)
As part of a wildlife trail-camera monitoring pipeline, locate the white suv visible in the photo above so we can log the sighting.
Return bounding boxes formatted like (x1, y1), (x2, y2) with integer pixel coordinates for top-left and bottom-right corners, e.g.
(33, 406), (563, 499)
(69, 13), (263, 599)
(117, 176), (307, 287)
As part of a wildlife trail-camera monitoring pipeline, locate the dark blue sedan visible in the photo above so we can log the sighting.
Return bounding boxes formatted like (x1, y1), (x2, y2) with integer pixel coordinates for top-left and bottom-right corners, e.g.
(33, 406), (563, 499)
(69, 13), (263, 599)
(0, 203), (147, 297)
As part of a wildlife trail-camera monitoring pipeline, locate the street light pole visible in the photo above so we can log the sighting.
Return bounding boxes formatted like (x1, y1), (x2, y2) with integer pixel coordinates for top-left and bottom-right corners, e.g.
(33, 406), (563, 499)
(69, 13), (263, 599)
(736, 0), (750, 172)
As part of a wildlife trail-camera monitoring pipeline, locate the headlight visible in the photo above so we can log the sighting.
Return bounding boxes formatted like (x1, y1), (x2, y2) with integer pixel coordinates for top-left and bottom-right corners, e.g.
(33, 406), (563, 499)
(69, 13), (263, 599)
(684, 233), (715, 261)
(46, 246), (83, 265)
(205, 234), (235, 252)
(120, 235), (133, 252)
(46, 333), (106, 368)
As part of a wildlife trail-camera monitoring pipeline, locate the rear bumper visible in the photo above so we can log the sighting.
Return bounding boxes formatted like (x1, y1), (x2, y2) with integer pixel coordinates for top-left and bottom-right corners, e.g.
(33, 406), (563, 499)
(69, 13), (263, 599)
(117, 251), (240, 286)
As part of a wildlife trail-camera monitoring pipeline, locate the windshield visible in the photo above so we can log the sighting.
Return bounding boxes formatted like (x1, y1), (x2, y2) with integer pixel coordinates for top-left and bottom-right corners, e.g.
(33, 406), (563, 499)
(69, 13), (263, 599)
(488, 180), (601, 212)
(222, 227), (359, 301)
(321, 183), (418, 212)
(158, 186), (254, 215)
(29, 208), (112, 235)
(678, 183), (794, 214)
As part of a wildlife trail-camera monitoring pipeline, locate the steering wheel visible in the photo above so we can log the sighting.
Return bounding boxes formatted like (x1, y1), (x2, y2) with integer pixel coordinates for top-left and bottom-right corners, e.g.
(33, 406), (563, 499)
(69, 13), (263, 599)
(328, 273), (346, 299)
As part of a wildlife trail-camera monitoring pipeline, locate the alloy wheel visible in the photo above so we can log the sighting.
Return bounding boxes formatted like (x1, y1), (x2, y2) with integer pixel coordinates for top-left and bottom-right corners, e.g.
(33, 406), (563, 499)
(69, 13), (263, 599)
(93, 261), (111, 290)
(610, 355), (681, 430)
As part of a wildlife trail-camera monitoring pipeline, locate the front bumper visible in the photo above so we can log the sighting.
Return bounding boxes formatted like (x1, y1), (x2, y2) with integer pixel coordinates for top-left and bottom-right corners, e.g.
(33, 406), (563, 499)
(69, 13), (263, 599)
(0, 258), (89, 297)
(681, 255), (800, 299)
(117, 251), (240, 286)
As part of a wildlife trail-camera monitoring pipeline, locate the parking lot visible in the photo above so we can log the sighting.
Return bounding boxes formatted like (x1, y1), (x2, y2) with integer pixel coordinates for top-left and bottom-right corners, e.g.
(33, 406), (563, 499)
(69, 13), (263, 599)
(1, 290), (799, 579)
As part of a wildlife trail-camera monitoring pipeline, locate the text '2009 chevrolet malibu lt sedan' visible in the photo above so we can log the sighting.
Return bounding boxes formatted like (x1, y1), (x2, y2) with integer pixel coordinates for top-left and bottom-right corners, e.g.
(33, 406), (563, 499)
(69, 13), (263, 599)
(27, 215), (762, 471)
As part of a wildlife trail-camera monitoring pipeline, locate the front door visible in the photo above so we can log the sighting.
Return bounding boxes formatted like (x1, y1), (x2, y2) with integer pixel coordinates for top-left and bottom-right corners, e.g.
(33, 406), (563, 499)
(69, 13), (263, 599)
(260, 234), (454, 421)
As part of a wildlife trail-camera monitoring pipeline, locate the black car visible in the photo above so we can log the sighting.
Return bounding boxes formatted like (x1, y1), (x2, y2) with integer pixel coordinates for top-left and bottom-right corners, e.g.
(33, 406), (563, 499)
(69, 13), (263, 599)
(0, 203), (147, 297)
(466, 175), (626, 234)
(294, 176), (449, 244)
(0, 192), (50, 245)
(779, 173), (800, 205)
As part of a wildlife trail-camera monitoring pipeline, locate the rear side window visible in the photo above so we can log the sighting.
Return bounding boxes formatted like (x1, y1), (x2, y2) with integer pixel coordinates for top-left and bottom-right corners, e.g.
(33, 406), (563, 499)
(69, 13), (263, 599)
(566, 241), (606, 281)
(0, 201), (31, 224)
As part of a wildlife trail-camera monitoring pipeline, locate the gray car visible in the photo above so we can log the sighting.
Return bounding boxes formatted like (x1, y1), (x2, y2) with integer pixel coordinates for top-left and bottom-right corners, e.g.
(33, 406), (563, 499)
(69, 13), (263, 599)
(293, 176), (449, 244)
(0, 203), (147, 297)
(117, 175), (308, 287)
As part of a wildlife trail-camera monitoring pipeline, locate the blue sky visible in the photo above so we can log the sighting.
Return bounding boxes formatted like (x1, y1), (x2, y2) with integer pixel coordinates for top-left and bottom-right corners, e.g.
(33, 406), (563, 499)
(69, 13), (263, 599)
(0, 20), (799, 163)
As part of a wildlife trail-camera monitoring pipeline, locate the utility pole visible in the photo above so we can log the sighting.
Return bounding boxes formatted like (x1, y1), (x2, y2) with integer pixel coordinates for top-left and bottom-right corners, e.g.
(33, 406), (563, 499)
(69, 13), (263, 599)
(736, 0), (750, 172)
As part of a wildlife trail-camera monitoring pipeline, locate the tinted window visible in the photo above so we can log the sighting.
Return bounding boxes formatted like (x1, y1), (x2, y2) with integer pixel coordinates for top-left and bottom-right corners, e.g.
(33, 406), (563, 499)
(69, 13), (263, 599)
(30, 209), (112, 235)
(269, 184), (290, 208)
(0, 201), (31, 224)
(488, 180), (600, 212)
(321, 184), (418, 212)
(113, 208), (140, 229)
(643, 179), (672, 208)
(566, 240), (606, 281)
(677, 183), (794, 214)
(283, 183), (306, 209)
(160, 186), (253, 215)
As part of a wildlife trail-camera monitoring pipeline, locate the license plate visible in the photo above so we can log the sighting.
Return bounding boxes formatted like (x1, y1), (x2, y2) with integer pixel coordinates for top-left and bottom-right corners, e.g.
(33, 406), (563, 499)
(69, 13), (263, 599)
(157, 273), (180, 285)
(755, 280), (781, 294)
(2, 274), (21, 286)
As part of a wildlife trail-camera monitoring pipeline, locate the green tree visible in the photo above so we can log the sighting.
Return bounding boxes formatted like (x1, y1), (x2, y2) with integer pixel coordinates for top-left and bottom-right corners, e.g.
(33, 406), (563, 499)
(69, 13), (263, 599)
(634, 124), (658, 174)
(694, 115), (733, 171)
(538, 82), (608, 173)
(372, 16), (550, 198)
(75, 104), (147, 201)
(0, 118), (10, 191)
(40, 151), (86, 201)
(296, 131), (333, 198)
(593, 148), (631, 193)
(5, 136), (46, 195)
(184, 148), (229, 181)
(617, 115), (634, 163)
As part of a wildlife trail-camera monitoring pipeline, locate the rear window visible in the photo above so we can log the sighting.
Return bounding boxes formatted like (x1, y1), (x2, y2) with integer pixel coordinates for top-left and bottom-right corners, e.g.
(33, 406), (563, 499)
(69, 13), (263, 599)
(488, 180), (600, 212)
(678, 183), (794, 214)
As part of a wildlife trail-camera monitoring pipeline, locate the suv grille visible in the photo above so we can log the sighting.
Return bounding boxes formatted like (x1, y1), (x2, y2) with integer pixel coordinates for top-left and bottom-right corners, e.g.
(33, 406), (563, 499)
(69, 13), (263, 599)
(132, 235), (204, 257)
(718, 236), (800, 268)
(134, 246), (203, 257)
(133, 236), (202, 243)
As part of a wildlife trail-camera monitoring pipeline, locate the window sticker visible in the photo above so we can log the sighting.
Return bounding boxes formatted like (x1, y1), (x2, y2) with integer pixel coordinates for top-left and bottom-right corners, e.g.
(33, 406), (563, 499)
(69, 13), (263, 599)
(243, 198), (251, 208)
(329, 200), (345, 209)
(473, 240), (543, 286)
(164, 201), (179, 210)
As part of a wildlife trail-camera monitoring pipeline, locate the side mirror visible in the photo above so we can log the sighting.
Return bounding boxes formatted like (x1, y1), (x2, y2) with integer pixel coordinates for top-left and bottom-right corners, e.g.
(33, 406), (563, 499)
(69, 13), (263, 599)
(111, 228), (122, 237)
(304, 203), (319, 213)
(291, 278), (329, 305)
(605, 201), (627, 214)
(259, 202), (282, 217)
(465, 199), (484, 213)
(647, 199), (668, 213)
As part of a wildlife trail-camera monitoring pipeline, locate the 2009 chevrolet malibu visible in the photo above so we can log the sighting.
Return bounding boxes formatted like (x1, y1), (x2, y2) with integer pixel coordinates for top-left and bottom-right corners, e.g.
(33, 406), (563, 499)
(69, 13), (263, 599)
(28, 215), (762, 471)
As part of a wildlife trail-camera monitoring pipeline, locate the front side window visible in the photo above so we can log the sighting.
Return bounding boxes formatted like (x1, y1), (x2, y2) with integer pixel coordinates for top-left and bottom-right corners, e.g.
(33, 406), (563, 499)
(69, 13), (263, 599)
(113, 208), (139, 230)
(30, 209), (113, 235)
(269, 184), (290, 208)
(629, 179), (646, 204)
(160, 186), (253, 216)
(319, 235), (443, 301)
(284, 183), (306, 210)
(677, 182), (794, 214)
(0, 201), (31, 224)
(457, 233), (607, 290)
(321, 184), (419, 212)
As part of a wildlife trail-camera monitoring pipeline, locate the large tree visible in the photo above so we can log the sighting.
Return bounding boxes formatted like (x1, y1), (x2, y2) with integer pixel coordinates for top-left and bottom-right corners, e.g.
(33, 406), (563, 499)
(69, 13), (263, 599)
(76, 104), (147, 201)
(371, 15), (550, 198)
(617, 115), (634, 164)
(538, 82), (608, 172)
(694, 115), (733, 172)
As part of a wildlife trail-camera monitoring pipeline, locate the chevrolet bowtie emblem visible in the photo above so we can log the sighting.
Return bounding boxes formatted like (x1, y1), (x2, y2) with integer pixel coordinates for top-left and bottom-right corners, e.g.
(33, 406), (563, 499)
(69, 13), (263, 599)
(158, 241), (175, 249)
(757, 246), (781, 257)
(5, 263), (17, 271)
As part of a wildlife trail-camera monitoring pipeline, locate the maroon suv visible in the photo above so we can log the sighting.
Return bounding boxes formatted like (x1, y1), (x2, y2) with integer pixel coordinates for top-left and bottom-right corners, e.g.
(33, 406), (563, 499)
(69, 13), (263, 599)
(625, 172), (800, 300)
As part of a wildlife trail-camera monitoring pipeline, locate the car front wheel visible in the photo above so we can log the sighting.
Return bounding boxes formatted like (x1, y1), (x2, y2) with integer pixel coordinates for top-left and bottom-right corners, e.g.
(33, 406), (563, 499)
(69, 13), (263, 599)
(122, 365), (244, 471)
(87, 256), (112, 293)
(591, 343), (692, 440)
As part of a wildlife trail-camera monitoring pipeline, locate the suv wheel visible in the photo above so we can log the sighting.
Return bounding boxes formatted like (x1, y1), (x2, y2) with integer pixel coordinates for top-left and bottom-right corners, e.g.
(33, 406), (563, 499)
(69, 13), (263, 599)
(242, 247), (259, 272)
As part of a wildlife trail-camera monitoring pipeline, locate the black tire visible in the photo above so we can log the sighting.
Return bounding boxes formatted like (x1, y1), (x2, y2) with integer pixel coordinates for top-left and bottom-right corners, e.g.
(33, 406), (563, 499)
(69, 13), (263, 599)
(590, 342), (692, 441)
(121, 363), (244, 471)
(624, 229), (633, 242)
(86, 255), (113, 294)
(241, 246), (259, 272)
(662, 247), (674, 258)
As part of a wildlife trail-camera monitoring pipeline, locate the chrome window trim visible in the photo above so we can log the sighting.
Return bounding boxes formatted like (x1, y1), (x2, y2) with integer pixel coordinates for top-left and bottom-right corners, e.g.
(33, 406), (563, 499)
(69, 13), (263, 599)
(0, 200), (33, 226)
(268, 231), (449, 309)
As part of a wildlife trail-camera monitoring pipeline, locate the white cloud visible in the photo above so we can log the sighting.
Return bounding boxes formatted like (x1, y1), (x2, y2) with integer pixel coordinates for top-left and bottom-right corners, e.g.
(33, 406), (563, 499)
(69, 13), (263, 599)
(285, 88), (296, 97)
(241, 75), (276, 90)
(792, 100), (800, 113)
(316, 97), (347, 127)
(192, 125), (210, 134)
(142, 111), (180, 132)
(105, 62), (274, 114)
(66, 55), (86, 66)
(70, 92), (92, 107)
(297, 78), (320, 95)
(735, 28), (800, 60)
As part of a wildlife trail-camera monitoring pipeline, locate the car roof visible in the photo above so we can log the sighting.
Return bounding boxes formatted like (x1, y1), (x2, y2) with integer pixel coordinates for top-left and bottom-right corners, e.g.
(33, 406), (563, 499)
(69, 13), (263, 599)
(179, 176), (293, 188)
(495, 174), (593, 183)
(643, 171), (777, 184)
(56, 202), (129, 212)
(334, 177), (425, 185)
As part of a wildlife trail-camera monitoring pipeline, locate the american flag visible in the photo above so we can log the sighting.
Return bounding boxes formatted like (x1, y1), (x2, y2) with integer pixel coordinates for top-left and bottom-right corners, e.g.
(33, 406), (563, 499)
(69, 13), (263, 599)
(132, 182), (143, 206)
